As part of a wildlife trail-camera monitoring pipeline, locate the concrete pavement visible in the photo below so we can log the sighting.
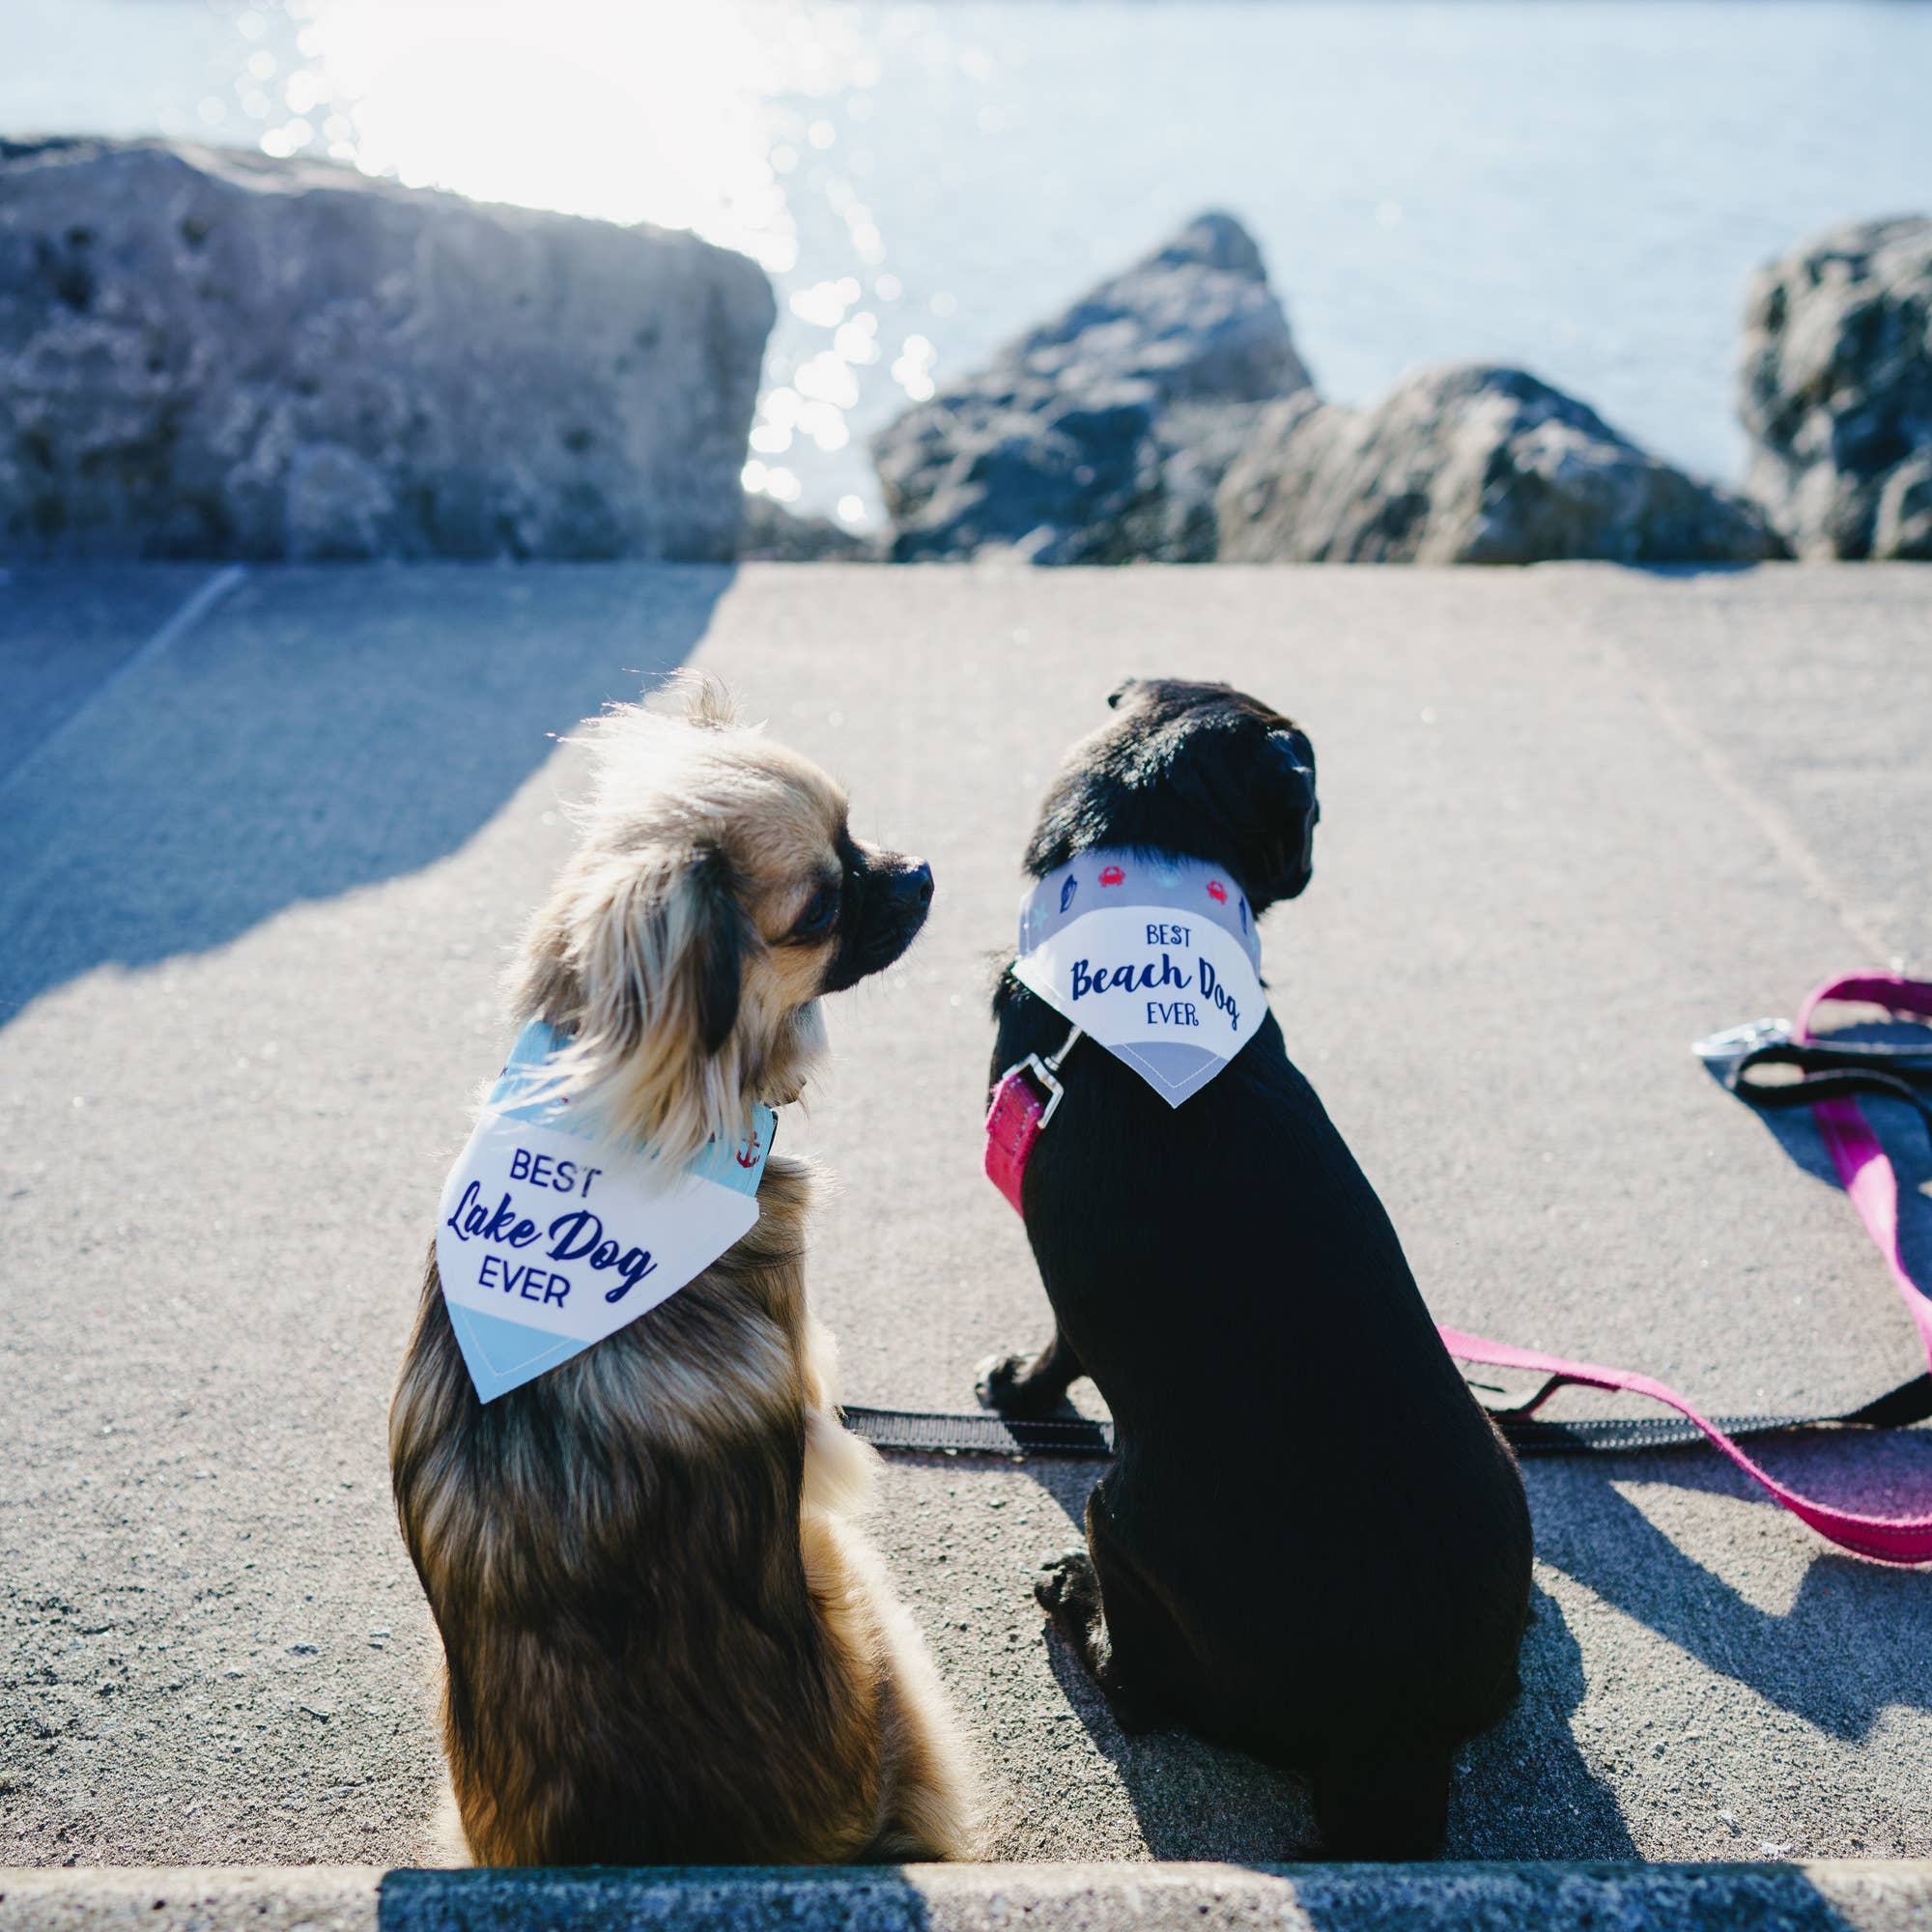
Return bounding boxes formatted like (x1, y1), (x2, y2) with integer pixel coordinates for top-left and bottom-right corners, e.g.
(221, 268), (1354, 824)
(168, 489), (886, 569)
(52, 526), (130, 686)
(1, 561), (1928, 1869)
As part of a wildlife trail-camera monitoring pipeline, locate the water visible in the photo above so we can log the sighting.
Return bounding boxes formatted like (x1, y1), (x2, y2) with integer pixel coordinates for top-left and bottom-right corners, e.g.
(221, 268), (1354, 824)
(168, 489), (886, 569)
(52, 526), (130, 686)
(7, 0), (1931, 527)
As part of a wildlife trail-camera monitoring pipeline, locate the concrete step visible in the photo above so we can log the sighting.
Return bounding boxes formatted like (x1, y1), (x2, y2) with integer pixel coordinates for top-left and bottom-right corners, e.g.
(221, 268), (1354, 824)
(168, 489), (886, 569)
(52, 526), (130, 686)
(8, 1864), (1932, 1932)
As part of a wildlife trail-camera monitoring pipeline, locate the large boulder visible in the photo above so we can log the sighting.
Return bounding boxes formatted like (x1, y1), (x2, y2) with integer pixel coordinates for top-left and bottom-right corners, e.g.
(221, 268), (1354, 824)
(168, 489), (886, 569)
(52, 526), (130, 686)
(1739, 215), (1932, 559)
(1216, 363), (1785, 564)
(871, 212), (1311, 563)
(0, 138), (774, 561)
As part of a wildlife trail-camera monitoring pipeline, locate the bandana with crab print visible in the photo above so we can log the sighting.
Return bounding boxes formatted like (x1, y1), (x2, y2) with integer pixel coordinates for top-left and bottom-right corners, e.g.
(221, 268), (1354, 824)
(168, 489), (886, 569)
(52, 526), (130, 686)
(1012, 848), (1266, 1107)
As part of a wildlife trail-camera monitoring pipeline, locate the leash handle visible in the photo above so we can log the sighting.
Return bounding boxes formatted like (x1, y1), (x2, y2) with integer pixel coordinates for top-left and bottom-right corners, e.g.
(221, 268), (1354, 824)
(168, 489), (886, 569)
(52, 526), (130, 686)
(1794, 976), (1932, 1366)
(1442, 972), (1932, 1567)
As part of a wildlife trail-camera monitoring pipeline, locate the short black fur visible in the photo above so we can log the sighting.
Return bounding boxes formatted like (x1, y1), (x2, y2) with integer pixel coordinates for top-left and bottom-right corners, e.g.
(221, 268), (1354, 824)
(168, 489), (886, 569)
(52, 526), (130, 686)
(983, 677), (1532, 1860)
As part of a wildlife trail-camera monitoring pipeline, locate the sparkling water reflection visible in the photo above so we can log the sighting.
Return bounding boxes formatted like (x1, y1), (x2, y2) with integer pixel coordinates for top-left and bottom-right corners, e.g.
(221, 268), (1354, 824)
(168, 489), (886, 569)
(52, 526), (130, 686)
(6, 0), (1932, 528)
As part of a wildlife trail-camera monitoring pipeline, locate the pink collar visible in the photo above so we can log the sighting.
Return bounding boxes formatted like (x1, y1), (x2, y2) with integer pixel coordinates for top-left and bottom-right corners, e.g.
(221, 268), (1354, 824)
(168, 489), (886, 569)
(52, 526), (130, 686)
(984, 1021), (1080, 1213)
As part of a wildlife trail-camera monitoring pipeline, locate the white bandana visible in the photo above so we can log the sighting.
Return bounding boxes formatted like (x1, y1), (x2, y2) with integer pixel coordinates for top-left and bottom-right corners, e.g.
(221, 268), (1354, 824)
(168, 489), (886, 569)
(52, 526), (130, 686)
(1011, 847), (1266, 1107)
(436, 1021), (775, 1402)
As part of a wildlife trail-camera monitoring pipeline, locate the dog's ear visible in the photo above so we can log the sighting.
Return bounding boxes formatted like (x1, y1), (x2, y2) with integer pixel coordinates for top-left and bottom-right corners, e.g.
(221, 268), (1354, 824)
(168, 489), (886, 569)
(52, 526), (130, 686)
(516, 840), (752, 1159)
(669, 846), (748, 1055)
(1106, 677), (1143, 710)
(1266, 727), (1317, 810)
(588, 843), (747, 1057)
(1171, 724), (1319, 905)
(694, 864), (748, 1053)
(1266, 727), (1320, 899)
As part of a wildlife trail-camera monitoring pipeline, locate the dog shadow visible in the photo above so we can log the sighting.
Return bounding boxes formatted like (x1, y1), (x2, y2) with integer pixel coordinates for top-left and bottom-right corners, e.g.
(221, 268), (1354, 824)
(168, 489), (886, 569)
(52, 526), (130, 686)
(0, 563), (734, 1024)
(1444, 1581), (1640, 1859)
(1010, 1446), (1634, 1860)
(1529, 1439), (1932, 1741)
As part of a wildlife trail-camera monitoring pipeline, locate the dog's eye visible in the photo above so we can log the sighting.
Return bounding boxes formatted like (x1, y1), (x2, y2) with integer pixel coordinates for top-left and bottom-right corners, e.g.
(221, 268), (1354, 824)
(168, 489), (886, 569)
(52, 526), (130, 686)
(792, 883), (840, 941)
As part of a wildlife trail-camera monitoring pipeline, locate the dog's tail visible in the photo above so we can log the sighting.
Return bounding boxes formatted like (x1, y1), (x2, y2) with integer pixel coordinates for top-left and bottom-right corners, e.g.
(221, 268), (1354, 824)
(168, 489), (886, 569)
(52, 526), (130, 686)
(1311, 1729), (1458, 1861)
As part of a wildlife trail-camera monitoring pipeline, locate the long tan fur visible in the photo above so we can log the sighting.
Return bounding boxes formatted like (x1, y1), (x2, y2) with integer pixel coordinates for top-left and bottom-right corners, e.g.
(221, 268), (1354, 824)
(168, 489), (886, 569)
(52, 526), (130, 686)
(390, 677), (977, 1864)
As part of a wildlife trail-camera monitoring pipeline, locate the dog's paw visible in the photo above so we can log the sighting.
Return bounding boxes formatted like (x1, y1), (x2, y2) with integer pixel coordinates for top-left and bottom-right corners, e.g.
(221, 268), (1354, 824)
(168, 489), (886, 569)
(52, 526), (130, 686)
(1034, 1547), (1100, 1630)
(977, 1350), (1069, 1418)
(975, 1351), (1032, 1412)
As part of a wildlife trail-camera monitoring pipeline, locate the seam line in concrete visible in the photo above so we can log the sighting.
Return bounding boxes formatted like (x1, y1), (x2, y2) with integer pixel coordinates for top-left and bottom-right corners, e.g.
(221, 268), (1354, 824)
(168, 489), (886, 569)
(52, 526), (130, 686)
(1599, 632), (1900, 968)
(0, 562), (248, 799)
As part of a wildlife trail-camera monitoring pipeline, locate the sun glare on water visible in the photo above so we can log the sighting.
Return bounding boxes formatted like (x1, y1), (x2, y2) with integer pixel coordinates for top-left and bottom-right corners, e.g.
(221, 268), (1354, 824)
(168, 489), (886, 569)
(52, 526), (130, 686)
(278, 0), (818, 270)
(225, 0), (935, 516)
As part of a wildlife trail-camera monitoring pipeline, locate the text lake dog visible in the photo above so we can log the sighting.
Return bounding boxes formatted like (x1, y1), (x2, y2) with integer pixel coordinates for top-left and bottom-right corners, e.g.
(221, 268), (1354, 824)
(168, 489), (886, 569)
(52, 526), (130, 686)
(980, 675), (1533, 1860)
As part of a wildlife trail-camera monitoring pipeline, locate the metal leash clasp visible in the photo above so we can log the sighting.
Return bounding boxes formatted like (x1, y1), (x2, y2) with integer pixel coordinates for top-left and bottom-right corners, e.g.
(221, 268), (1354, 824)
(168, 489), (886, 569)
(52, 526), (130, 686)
(1008, 1022), (1084, 1130)
(1691, 1016), (1792, 1080)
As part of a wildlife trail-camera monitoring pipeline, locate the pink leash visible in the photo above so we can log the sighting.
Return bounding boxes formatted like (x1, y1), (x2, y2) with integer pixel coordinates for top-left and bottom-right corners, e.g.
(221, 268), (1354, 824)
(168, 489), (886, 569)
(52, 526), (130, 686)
(986, 973), (1932, 1565)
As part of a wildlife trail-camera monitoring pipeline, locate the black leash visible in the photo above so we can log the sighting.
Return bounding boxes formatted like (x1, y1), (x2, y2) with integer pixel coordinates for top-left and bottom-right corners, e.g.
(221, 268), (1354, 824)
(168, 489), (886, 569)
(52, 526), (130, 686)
(845, 1022), (1932, 1463)
(843, 1374), (1932, 1462)
(1725, 1037), (1932, 1133)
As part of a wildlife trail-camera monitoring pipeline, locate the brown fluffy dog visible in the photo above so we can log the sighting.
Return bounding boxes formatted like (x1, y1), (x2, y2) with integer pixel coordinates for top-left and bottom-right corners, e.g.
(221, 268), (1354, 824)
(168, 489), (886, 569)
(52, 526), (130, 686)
(390, 678), (977, 1866)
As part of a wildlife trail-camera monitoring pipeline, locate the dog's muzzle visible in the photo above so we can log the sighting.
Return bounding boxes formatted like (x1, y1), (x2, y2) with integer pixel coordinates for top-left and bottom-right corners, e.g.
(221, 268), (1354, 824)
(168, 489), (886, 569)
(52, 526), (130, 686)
(823, 854), (934, 991)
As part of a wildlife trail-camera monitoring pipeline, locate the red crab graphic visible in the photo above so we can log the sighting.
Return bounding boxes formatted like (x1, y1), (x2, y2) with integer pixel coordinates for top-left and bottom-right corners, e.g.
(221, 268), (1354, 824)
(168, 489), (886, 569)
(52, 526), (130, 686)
(1099, 865), (1126, 887)
(1207, 879), (1228, 903)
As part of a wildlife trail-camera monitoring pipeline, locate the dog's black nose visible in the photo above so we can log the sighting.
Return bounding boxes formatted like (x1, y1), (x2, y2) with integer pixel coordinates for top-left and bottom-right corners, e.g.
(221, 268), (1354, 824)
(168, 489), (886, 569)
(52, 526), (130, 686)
(878, 856), (932, 915)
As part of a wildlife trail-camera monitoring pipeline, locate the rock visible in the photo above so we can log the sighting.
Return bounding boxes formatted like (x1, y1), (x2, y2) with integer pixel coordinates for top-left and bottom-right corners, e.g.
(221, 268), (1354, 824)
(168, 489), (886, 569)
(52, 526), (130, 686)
(283, 443), (395, 563)
(1106, 399), (1270, 564)
(0, 138), (774, 561)
(871, 212), (1310, 563)
(1216, 363), (1785, 564)
(1001, 210), (1308, 406)
(1875, 452), (1932, 559)
(735, 494), (883, 561)
(1740, 215), (1932, 559)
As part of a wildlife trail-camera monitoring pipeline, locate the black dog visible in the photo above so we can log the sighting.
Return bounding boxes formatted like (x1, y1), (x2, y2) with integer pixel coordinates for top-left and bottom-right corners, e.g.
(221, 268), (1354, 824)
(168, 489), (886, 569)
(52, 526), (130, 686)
(980, 677), (1531, 1859)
